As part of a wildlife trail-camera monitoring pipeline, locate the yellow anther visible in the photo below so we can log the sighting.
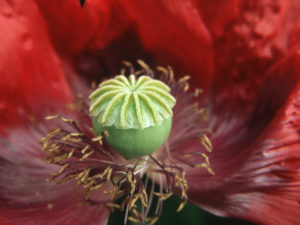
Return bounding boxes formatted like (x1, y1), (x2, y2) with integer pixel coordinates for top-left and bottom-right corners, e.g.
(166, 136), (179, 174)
(61, 135), (82, 143)
(156, 66), (168, 74)
(167, 66), (174, 80)
(128, 216), (140, 223)
(106, 167), (112, 181)
(184, 83), (189, 92)
(103, 130), (109, 137)
(140, 192), (148, 207)
(194, 153), (215, 175)
(58, 164), (69, 174)
(53, 154), (68, 163)
(60, 117), (74, 123)
(106, 203), (121, 211)
(81, 145), (90, 154)
(92, 136), (103, 145)
(176, 201), (187, 212)
(90, 183), (104, 191)
(45, 115), (59, 120)
(194, 88), (203, 97)
(48, 143), (60, 152)
(148, 217), (159, 225)
(137, 59), (149, 69)
(179, 75), (190, 83)
(157, 192), (173, 202)
(80, 150), (95, 161)
(120, 68), (126, 75)
(68, 148), (75, 158)
(70, 132), (84, 137)
(129, 194), (139, 209)
(200, 134), (212, 152)
(122, 60), (133, 68)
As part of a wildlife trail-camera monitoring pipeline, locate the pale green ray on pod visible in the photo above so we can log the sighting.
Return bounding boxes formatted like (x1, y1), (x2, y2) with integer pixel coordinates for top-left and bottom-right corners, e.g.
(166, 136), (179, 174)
(89, 74), (176, 159)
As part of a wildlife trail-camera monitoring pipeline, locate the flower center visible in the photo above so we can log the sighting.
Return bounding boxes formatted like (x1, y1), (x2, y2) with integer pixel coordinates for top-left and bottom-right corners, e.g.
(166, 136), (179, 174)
(89, 74), (176, 159)
(40, 60), (214, 225)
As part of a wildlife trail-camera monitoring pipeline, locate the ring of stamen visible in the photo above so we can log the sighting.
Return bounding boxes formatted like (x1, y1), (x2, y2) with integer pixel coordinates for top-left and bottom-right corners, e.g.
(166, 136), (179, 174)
(41, 60), (214, 225)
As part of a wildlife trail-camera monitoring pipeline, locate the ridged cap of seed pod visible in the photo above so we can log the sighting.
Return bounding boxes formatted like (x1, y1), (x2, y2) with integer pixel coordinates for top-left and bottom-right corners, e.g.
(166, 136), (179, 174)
(89, 75), (176, 129)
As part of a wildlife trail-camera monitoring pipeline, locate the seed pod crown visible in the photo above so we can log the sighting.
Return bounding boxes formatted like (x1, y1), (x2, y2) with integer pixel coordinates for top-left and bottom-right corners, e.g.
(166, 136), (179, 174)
(89, 75), (176, 129)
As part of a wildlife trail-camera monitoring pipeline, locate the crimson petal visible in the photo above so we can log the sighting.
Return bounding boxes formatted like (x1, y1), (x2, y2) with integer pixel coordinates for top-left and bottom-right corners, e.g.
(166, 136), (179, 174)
(187, 48), (300, 225)
(0, 121), (110, 225)
(0, 0), (73, 133)
(0, 1), (109, 224)
(118, 0), (214, 88)
(206, 0), (300, 96)
(35, 0), (130, 54)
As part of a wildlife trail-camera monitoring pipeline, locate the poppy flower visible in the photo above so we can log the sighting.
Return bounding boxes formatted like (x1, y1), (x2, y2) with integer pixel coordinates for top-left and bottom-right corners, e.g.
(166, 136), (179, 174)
(1, 1), (300, 225)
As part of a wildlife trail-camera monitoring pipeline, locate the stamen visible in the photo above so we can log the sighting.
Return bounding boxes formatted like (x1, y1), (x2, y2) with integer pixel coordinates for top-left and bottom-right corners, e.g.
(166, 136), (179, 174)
(45, 115), (59, 120)
(40, 60), (214, 225)
(199, 134), (213, 152)
(176, 201), (187, 212)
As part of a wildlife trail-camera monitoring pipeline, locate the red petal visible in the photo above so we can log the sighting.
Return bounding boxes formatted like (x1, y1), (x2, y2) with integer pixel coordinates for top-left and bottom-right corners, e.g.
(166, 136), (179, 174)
(197, 0), (241, 37)
(237, 60), (300, 224)
(0, 122), (110, 225)
(118, 0), (214, 88)
(206, 0), (300, 95)
(0, 2), (110, 223)
(35, 0), (130, 53)
(0, 0), (73, 132)
(186, 49), (300, 225)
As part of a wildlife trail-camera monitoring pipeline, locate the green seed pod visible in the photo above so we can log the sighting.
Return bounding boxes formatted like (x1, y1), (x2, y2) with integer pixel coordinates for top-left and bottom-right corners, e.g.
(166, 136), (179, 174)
(89, 75), (176, 159)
